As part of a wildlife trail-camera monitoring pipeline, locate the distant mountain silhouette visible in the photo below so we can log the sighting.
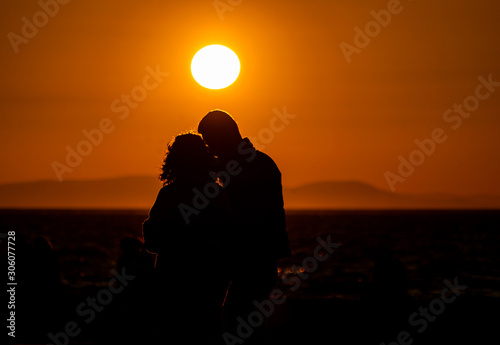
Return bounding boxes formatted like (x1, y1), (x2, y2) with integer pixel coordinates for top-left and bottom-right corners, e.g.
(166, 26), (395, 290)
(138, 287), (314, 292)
(283, 181), (500, 209)
(0, 176), (162, 209)
(0, 176), (499, 209)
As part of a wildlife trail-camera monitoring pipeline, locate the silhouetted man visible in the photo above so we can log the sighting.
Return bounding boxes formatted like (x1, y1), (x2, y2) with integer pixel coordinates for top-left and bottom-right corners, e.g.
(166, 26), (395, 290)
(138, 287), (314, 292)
(198, 110), (290, 342)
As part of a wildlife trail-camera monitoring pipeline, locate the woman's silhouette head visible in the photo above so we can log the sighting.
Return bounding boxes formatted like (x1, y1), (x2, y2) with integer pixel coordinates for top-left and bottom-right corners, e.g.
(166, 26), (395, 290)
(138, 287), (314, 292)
(160, 132), (215, 185)
(198, 109), (242, 157)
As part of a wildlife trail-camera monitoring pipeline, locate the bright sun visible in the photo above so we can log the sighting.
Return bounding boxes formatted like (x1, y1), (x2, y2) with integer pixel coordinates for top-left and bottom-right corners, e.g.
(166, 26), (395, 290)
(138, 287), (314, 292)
(191, 45), (240, 90)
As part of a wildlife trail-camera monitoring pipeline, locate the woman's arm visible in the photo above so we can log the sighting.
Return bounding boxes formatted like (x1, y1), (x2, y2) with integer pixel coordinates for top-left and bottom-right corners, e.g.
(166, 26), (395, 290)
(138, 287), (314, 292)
(142, 186), (177, 254)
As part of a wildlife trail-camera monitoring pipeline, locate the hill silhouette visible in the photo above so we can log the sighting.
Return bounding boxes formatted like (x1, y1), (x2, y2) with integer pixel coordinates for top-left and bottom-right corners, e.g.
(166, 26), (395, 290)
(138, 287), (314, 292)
(283, 181), (500, 209)
(0, 176), (161, 209)
(0, 176), (499, 209)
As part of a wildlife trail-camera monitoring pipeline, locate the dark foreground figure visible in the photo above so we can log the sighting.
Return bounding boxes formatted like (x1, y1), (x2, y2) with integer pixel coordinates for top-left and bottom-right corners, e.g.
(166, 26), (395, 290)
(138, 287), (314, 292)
(143, 110), (290, 344)
(142, 133), (230, 343)
(198, 110), (290, 343)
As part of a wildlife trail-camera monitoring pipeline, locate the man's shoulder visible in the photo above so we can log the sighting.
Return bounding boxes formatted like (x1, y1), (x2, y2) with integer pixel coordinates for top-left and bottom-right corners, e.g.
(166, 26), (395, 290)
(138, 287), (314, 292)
(254, 150), (275, 163)
(253, 150), (281, 174)
(236, 138), (281, 176)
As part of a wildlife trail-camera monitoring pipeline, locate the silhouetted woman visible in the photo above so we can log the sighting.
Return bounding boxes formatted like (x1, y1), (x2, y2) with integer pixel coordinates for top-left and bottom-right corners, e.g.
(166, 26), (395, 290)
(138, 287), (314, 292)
(143, 133), (231, 343)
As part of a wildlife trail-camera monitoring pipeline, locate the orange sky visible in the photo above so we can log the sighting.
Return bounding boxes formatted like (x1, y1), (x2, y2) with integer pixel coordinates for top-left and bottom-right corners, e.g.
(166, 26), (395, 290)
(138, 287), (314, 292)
(1, 0), (499, 196)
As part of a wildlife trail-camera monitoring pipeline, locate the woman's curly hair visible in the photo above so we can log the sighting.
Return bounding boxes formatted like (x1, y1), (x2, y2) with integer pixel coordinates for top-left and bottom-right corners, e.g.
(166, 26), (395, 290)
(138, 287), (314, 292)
(159, 132), (215, 185)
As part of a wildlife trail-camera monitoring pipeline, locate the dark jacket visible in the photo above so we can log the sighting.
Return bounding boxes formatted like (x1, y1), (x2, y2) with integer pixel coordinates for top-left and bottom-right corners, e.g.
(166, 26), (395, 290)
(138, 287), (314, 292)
(222, 138), (291, 264)
(142, 178), (231, 272)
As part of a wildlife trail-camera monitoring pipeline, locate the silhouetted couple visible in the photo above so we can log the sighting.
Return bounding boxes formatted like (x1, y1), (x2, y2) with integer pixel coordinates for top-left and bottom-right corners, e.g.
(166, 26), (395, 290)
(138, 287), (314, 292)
(142, 110), (290, 344)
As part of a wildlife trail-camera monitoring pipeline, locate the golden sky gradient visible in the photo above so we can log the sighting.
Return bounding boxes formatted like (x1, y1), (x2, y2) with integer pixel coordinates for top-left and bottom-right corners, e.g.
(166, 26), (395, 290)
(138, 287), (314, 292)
(1, 0), (499, 196)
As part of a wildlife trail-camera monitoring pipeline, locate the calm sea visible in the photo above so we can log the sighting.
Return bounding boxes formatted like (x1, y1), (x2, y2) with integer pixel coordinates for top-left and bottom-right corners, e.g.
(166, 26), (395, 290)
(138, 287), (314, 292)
(1, 209), (499, 300)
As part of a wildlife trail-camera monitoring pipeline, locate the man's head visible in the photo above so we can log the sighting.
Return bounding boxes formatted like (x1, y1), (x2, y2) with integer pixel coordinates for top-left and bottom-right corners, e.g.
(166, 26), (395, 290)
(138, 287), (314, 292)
(198, 109), (242, 157)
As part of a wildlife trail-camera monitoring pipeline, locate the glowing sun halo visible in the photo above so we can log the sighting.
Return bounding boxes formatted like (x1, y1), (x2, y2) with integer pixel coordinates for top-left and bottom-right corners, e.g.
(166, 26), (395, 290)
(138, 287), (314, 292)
(191, 45), (240, 89)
